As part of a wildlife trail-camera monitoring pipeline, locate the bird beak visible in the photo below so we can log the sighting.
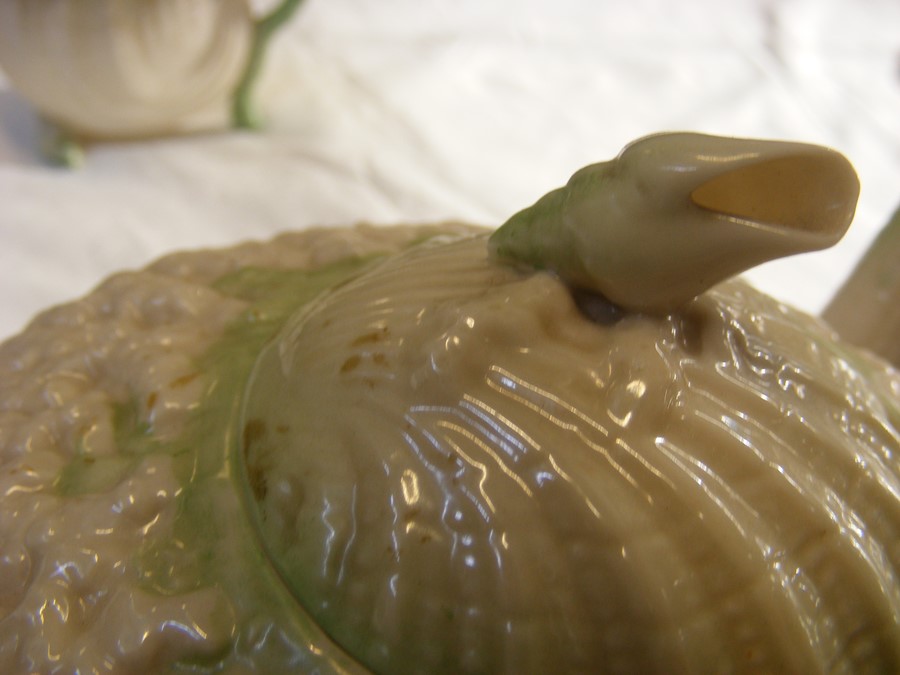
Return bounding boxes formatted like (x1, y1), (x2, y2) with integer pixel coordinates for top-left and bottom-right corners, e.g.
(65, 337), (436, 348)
(491, 132), (860, 313)
(620, 132), (859, 254)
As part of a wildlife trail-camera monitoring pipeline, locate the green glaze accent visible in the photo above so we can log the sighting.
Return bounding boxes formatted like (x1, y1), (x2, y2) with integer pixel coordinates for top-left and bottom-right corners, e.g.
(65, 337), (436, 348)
(57, 399), (154, 496)
(57, 455), (135, 497)
(232, 0), (307, 129)
(40, 119), (84, 168)
(489, 166), (606, 280)
(82, 254), (379, 672)
(111, 397), (156, 454)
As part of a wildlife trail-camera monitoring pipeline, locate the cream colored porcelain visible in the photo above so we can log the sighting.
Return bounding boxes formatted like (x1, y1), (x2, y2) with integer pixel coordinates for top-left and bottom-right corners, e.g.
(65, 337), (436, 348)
(825, 203), (900, 367)
(489, 132), (860, 313)
(241, 233), (900, 674)
(236, 135), (899, 673)
(1, 132), (897, 673)
(0, 0), (303, 142)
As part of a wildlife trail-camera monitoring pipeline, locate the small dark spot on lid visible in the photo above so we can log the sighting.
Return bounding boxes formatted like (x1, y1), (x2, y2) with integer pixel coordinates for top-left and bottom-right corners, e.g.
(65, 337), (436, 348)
(351, 327), (389, 346)
(247, 465), (267, 501)
(340, 355), (361, 373)
(243, 419), (266, 449)
(675, 307), (706, 355)
(571, 287), (624, 325)
(169, 372), (201, 388)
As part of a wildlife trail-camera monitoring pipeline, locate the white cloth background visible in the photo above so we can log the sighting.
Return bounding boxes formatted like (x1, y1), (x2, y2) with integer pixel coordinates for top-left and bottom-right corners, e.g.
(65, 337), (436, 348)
(1, 0), (898, 341)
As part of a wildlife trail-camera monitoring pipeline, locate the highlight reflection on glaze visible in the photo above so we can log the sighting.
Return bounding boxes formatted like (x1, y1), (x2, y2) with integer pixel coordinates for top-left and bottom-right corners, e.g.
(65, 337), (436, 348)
(241, 235), (900, 674)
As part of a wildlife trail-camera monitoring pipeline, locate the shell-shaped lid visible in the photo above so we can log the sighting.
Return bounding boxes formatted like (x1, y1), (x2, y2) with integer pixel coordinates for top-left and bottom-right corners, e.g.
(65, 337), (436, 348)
(238, 135), (900, 673)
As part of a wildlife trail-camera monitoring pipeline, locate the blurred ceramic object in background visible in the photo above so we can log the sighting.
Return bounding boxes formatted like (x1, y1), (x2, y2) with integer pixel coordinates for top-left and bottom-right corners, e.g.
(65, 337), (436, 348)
(0, 0), (304, 163)
(825, 202), (900, 367)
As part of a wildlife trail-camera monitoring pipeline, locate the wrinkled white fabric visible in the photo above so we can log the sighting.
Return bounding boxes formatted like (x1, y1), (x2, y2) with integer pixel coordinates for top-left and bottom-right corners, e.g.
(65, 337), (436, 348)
(0, 0), (898, 340)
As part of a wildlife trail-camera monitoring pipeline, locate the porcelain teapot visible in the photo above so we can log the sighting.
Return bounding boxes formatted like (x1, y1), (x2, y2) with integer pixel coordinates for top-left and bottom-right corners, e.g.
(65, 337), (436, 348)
(235, 133), (900, 672)
(0, 132), (897, 673)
